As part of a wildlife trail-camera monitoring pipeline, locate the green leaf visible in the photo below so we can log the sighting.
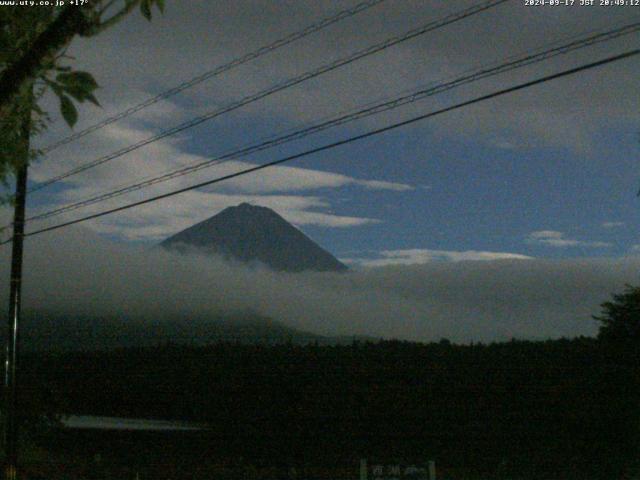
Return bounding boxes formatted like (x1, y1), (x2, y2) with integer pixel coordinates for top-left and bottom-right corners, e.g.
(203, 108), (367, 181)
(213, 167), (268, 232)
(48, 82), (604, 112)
(155, 0), (165, 13)
(69, 88), (100, 106)
(59, 95), (78, 128)
(86, 93), (101, 107)
(140, 0), (152, 20)
(60, 85), (85, 103)
(55, 70), (100, 107)
(56, 71), (98, 91)
(42, 78), (62, 97)
(49, 82), (63, 97)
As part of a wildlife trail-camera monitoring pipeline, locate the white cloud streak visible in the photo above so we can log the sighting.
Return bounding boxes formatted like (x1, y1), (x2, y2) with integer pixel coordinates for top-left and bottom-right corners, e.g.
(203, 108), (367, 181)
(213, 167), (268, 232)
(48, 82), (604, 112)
(602, 221), (624, 228)
(526, 230), (611, 249)
(346, 248), (532, 267)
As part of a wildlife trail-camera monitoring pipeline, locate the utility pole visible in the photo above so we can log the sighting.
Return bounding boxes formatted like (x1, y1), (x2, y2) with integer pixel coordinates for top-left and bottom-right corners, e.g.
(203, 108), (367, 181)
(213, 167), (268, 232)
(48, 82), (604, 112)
(3, 86), (31, 480)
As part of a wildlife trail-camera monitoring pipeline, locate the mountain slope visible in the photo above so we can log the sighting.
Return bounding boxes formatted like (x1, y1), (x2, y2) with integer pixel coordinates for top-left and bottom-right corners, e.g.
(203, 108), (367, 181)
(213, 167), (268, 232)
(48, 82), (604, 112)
(160, 203), (347, 272)
(13, 311), (370, 351)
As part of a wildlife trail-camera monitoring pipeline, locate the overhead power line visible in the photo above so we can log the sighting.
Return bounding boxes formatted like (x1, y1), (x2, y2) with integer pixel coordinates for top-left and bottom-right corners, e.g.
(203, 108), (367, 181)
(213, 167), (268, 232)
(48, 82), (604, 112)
(39, 0), (388, 154)
(29, 0), (509, 194)
(24, 20), (640, 224)
(8, 48), (637, 244)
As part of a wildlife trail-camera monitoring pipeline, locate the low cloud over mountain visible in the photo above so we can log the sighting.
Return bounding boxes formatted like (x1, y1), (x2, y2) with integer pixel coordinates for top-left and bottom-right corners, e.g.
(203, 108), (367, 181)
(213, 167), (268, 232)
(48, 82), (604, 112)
(1, 225), (638, 344)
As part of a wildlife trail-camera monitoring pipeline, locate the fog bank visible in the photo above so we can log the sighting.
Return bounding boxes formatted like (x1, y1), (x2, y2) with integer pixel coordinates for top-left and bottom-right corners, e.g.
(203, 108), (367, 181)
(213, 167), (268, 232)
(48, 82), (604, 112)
(1, 226), (637, 344)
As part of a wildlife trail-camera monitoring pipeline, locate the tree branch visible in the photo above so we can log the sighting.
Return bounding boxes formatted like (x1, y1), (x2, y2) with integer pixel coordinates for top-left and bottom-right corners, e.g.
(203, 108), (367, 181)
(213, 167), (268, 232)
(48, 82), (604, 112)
(87, 0), (140, 36)
(0, 6), (91, 115)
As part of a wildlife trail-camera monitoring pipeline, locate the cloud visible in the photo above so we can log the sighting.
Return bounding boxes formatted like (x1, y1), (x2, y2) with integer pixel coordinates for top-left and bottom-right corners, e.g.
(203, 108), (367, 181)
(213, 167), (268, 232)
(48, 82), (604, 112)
(1, 227), (637, 344)
(37, 191), (380, 242)
(345, 248), (532, 267)
(602, 221), (624, 228)
(526, 230), (611, 248)
(25, 121), (409, 240)
(212, 161), (413, 194)
(31, 122), (412, 195)
(49, 0), (639, 156)
(354, 179), (412, 192)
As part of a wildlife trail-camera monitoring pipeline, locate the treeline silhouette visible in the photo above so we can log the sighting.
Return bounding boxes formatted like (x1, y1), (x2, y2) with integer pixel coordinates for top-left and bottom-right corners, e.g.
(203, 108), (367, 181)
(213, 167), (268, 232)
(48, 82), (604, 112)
(19, 336), (639, 479)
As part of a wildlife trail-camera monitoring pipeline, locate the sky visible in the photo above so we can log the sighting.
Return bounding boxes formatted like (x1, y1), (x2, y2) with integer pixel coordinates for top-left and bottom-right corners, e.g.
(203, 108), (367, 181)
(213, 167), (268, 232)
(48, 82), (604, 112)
(1, 0), (640, 342)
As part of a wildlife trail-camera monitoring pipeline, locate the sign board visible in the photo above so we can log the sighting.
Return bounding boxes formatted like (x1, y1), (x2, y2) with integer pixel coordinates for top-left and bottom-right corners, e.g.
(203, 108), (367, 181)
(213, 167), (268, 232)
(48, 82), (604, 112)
(361, 460), (436, 480)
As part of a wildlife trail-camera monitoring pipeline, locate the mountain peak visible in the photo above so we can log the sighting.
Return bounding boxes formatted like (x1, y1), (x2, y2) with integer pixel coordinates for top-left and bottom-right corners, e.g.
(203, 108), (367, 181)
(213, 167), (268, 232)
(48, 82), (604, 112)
(160, 204), (347, 273)
(234, 202), (263, 211)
